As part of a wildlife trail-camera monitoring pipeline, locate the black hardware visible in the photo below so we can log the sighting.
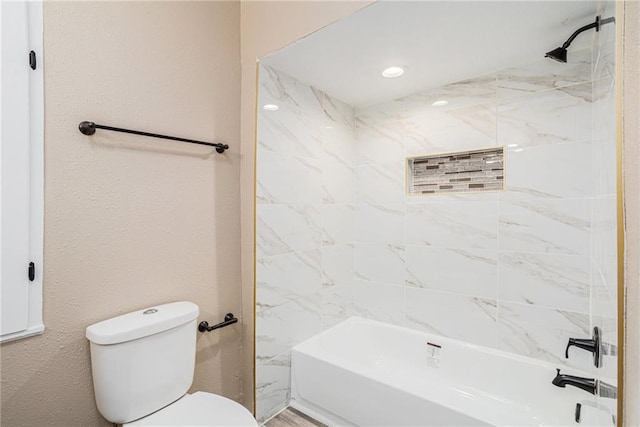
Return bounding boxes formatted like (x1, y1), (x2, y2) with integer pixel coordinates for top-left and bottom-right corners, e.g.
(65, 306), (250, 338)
(552, 369), (596, 395)
(28, 262), (35, 281)
(198, 313), (238, 332)
(575, 403), (582, 423)
(546, 15), (615, 63)
(29, 51), (36, 70)
(78, 121), (229, 154)
(565, 327), (601, 367)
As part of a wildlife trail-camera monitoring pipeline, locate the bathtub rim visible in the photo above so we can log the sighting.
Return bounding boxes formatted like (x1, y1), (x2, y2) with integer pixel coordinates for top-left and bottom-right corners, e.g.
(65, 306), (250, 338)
(291, 316), (616, 426)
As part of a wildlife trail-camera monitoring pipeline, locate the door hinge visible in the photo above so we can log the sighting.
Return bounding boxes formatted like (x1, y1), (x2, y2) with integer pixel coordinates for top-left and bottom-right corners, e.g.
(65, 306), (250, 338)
(28, 262), (35, 281)
(29, 50), (36, 70)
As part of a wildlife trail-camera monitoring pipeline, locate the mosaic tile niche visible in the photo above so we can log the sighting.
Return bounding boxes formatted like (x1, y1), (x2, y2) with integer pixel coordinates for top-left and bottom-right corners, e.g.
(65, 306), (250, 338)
(406, 147), (504, 195)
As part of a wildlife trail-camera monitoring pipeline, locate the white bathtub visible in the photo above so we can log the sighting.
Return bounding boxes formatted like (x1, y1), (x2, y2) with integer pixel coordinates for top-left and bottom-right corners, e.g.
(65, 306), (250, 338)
(290, 317), (615, 427)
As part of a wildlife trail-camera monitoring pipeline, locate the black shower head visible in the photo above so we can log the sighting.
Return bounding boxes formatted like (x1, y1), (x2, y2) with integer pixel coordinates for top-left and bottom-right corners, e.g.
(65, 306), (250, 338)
(545, 47), (567, 63)
(545, 15), (615, 63)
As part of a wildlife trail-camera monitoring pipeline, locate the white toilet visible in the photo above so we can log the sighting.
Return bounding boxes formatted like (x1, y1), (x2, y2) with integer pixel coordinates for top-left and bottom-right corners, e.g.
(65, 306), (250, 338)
(85, 301), (258, 426)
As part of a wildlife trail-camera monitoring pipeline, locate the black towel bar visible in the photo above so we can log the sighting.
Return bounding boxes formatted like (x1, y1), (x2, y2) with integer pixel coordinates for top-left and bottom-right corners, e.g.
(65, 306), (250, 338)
(78, 121), (228, 153)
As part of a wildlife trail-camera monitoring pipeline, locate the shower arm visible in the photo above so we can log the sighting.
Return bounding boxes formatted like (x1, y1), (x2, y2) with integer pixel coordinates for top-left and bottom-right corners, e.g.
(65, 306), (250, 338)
(561, 15), (615, 49)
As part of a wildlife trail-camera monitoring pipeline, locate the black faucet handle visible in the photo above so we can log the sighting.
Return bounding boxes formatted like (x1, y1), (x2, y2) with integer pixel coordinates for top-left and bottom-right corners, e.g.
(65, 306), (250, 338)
(565, 338), (594, 357)
(565, 327), (601, 367)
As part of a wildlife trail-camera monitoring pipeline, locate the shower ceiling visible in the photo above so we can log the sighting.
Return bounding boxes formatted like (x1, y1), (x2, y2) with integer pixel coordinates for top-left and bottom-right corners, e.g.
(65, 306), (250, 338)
(261, 1), (600, 107)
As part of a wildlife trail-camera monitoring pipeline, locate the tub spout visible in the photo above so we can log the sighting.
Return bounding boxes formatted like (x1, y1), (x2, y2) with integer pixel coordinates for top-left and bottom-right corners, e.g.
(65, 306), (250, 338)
(552, 369), (596, 395)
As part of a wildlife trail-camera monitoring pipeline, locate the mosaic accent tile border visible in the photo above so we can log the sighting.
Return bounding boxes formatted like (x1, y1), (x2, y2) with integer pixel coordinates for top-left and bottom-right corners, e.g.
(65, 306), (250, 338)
(407, 147), (504, 195)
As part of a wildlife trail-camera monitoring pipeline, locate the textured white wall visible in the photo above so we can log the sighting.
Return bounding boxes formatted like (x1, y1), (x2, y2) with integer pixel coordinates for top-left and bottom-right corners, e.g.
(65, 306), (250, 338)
(0, 2), (242, 426)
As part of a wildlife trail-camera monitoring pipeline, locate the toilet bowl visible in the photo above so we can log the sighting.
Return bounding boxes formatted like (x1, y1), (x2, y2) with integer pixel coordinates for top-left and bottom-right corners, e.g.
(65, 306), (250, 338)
(86, 301), (258, 427)
(124, 392), (257, 426)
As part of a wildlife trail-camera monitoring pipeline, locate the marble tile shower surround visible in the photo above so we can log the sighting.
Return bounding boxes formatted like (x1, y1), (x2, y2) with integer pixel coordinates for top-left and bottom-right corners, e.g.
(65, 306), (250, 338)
(256, 64), (356, 422)
(588, 5), (618, 421)
(255, 11), (618, 421)
(352, 40), (616, 367)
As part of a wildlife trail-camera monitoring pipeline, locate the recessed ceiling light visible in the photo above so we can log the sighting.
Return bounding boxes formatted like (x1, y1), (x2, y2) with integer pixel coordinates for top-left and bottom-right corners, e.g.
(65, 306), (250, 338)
(432, 100), (448, 107)
(507, 143), (519, 148)
(382, 66), (405, 78)
(263, 104), (279, 111)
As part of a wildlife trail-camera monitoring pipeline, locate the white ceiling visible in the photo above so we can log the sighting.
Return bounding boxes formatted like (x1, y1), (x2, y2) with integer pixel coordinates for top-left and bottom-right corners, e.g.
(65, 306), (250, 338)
(261, 1), (601, 107)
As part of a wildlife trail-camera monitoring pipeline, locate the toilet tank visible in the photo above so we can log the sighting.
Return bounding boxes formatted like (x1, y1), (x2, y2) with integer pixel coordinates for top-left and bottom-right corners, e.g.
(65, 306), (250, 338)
(86, 301), (200, 424)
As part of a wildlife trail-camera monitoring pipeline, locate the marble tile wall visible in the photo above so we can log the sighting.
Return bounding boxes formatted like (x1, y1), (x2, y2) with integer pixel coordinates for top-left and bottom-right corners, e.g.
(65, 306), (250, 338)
(351, 7), (617, 399)
(255, 65), (355, 423)
(256, 2), (617, 420)
(590, 1), (618, 422)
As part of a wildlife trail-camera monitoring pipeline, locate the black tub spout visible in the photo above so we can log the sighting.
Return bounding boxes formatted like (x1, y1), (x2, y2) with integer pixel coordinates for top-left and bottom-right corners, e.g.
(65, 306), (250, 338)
(552, 369), (597, 395)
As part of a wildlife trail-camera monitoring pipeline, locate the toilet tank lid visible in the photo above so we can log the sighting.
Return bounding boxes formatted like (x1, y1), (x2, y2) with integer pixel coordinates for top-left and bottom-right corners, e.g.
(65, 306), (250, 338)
(86, 301), (199, 345)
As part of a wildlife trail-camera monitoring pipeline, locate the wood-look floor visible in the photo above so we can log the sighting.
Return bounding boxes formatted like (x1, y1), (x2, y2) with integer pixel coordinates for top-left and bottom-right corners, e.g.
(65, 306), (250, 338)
(264, 407), (327, 427)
